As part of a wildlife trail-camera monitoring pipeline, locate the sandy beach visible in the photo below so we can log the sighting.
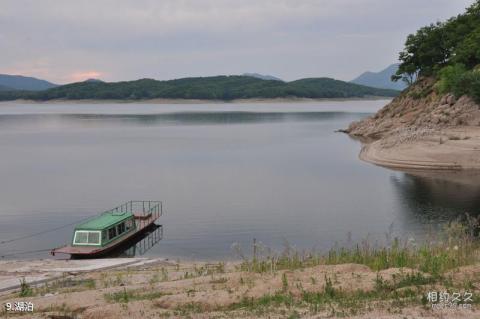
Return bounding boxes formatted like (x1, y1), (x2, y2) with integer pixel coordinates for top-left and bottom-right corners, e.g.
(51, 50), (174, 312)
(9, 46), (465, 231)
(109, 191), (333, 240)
(358, 126), (480, 170)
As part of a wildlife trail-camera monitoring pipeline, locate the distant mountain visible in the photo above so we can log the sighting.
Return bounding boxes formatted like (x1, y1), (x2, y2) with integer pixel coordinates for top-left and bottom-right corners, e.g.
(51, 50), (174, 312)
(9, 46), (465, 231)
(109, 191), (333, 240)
(242, 73), (283, 82)
(351, 64), (407, 91)
(0, 74), (58, 91)
(84, 78), (104, 83)
(0, 75), (399, 101)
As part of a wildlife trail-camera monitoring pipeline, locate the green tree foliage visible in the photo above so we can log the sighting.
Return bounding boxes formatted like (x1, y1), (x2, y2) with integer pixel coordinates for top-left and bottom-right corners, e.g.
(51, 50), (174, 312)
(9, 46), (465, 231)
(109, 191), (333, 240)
(436, 64), (467, 94)
(455, 70), (480, 102)
(393, 22), (450, 82)
(0, 76), (399, 101)
(393, 1), (480, 86)
(454, 27), (480, 68)
(437, 65), (480, 102)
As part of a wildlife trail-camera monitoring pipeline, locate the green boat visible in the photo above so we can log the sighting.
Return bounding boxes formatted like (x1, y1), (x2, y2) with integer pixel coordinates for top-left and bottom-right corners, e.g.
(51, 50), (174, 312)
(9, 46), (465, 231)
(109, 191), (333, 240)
(51, 201), (162, 258)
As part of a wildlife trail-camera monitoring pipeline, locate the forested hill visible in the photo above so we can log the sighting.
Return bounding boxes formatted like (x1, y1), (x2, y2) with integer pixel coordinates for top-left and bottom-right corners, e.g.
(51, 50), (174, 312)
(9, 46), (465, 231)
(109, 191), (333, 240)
(0, 76), (399, 101)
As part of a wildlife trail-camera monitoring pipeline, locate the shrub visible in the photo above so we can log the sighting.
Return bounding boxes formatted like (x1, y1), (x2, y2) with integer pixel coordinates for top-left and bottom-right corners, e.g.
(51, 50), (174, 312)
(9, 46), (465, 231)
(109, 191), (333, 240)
(447, 70), (480, 103)
(437, 64), (480, 103)
(465, 70), (480, 103)
(436, 64), (467, 95)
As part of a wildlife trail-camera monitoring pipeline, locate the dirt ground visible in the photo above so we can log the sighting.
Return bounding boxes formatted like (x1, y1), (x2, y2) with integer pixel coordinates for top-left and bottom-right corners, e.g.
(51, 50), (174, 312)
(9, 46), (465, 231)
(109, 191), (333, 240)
(0, 259), (479, 318)
(358, 126), (480, 170)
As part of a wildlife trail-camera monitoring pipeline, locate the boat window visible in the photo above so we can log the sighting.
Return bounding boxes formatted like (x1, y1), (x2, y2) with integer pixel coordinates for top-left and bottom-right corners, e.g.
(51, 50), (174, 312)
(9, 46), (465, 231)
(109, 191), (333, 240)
(117, 222), (125, 235)
(108, 227), (117, 240)
(74, 231), (88, 244)
(88, 232), (100, 244)
(125, 219), (133, 230)
(74, 231), (101, 245)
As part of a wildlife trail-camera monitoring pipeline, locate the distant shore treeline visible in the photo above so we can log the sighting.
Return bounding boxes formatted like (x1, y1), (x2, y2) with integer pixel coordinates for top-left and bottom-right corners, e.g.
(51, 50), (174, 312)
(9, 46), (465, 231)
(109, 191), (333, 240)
(0, 76), (399, 101)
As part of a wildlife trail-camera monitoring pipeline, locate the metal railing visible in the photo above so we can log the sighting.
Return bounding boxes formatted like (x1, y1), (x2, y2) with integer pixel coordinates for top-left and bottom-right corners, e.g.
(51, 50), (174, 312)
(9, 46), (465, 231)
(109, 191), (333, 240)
(101, 200), (162, 232)
(106, 200), (163, 218)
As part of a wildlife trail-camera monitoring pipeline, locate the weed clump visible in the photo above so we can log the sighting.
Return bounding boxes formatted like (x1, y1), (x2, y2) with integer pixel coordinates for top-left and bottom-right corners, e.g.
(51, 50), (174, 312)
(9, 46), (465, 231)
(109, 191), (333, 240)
(104, 288), (166, 303)
(19, 277), (33, 297)
(237, 218), (480, 278)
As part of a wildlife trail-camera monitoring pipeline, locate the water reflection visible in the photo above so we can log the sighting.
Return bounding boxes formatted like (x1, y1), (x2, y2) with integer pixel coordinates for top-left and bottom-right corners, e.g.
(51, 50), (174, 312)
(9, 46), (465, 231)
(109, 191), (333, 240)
(103, 224), (164, 258)
(390, 170), (480, 222)
(0, 111), (367, 128)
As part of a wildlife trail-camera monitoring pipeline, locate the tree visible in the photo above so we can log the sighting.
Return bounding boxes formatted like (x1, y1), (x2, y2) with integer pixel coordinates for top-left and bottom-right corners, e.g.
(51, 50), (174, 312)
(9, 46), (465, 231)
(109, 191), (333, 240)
(454, 27), (480, 68)
(393, 0), (480, 86)
(393, 23), (451, 84)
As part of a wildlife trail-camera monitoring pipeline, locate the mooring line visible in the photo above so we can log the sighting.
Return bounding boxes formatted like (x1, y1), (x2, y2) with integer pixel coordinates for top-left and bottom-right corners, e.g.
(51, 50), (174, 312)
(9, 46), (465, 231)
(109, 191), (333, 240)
(0, 214), (97, 245)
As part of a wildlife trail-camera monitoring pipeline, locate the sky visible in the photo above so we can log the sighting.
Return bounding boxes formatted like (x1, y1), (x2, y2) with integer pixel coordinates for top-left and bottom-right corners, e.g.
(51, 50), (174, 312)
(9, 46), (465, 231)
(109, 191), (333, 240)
(0, 0), (476, 84)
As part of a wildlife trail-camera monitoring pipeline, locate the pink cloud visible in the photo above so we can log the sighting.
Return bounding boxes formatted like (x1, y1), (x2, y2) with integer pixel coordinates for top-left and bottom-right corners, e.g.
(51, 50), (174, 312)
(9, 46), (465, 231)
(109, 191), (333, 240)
(69, 71), (103, 82)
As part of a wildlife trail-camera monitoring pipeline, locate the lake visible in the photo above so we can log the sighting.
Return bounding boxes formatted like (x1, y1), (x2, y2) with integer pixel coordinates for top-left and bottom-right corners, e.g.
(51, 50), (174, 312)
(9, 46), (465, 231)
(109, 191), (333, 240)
(1, 100), (479, 260)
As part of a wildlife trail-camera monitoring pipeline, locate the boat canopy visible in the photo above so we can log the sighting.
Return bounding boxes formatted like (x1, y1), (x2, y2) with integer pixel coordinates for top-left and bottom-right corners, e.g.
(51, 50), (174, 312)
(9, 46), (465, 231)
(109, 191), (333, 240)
(75, 211), (133, 231)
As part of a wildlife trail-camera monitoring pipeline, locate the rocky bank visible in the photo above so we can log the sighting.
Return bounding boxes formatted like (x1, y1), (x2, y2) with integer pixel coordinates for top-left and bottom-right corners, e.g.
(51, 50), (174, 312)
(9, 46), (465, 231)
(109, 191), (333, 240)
(346, 77), (480, 170)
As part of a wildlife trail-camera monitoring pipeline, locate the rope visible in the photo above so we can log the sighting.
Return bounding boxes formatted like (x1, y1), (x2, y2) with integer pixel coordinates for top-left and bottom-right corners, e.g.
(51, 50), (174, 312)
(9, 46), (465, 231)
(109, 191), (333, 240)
(0, 214), (97, 245)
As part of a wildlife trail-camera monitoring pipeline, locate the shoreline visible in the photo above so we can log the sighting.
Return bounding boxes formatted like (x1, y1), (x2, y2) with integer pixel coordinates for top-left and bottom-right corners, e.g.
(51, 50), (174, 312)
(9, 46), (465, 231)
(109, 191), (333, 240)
(1, 216), (479, 318)
(0, 96), (392, 105)
(356, 126), (480, 171)
(346, 78), (480, 172)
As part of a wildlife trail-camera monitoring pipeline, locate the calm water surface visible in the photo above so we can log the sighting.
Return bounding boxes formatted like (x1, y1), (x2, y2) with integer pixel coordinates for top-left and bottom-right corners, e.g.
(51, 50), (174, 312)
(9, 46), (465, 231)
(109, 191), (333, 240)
(1, 100), (479, 260)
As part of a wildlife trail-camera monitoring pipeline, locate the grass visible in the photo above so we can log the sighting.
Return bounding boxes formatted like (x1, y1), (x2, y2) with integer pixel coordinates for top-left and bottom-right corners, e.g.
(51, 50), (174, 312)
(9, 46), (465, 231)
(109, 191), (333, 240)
(224, 269), (474, 317)
(99, 271), (133, 288)
(19, 277), (33, 297)
(192, 262), (226, 277)
(197, 218), (478, 317)
(34, 302), (87, 318)
(167, 269), (436, 317)
(104, 287), (167, 303)
(238, 219), (480, 279)
(32, 277), (97, 297)
(11, 219), (478, 318)
(391, 271), (436, 289)
(174, 302), (208, 316)
(233, 293), (295, 310)
(209, 277), (228, 284)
